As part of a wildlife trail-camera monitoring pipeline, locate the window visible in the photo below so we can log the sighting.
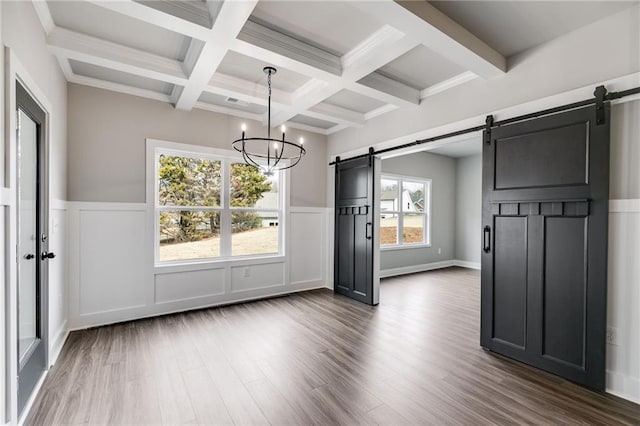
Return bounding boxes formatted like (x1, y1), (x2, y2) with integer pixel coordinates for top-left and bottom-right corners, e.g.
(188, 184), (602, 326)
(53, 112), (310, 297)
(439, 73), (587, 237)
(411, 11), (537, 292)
(380, 175), (430, 248)
(154, 144), (283, 264)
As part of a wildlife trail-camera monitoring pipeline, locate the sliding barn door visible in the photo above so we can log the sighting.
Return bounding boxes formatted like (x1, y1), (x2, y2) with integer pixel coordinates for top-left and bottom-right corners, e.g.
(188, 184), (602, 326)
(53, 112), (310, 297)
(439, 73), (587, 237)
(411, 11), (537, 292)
(334, 156), (380, 305)
(481, 105), (610, 390)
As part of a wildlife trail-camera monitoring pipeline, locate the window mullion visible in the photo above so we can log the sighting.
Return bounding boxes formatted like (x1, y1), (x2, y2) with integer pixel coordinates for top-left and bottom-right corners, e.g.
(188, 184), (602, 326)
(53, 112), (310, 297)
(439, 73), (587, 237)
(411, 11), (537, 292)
(398, 179), (403, 245)
(220, 160), (232, 257)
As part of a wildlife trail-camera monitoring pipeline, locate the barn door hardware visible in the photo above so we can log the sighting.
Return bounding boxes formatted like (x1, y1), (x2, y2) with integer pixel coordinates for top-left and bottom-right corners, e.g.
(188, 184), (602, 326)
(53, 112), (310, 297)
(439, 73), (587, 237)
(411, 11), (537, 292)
(484, 115), (494, 144)
(594, 85), (607, 125)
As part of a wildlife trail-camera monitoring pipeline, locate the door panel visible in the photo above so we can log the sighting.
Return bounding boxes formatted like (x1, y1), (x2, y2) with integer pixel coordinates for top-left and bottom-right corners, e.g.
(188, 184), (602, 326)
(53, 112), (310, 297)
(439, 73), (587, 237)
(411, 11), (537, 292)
(481, 104), (609, 390)
(494, 122), (588, 189)
(543, 216), (587, 368)
(492, 216), (527, 348)
(334, 156), (379, 305)
(16, 82), (49, 415)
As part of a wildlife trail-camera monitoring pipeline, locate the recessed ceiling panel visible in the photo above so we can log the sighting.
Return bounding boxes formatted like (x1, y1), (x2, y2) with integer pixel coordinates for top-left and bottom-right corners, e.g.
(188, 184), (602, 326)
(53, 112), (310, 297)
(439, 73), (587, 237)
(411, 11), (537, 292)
(135, 0), (212, 28)
(48, 1), (192, 60)
(216, 51), (310, 93)
(69, 60), (174, 95)
(290, 114), (336, 130)
(323, 89), (386, 114)
(198, 92), (267, 115)
(430, 1), (635, 57)
(378, 45), (466, 90)
(251, 1), (382, 56)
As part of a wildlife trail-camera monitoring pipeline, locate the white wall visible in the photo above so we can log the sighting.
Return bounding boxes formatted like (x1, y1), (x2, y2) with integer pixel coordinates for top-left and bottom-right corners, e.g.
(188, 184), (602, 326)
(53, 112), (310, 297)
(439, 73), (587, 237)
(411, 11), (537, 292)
(66, 203), (330, 329)
(1, 1), (68, 423)
(454, 155), (482, 266)
(606, 99), (640, 403)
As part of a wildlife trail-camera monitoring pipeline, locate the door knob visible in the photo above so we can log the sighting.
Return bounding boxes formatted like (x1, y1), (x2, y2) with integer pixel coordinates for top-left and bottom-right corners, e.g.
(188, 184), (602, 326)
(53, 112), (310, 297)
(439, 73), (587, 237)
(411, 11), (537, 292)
(23, 254), (35, 260)
(41, 251), (56, 260)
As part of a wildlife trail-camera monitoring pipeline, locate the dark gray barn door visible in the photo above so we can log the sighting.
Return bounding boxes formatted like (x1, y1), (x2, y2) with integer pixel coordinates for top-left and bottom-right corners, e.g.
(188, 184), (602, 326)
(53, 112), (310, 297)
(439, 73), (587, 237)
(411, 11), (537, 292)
(481, 104), (610, 390)
(334, 156), (379, 305)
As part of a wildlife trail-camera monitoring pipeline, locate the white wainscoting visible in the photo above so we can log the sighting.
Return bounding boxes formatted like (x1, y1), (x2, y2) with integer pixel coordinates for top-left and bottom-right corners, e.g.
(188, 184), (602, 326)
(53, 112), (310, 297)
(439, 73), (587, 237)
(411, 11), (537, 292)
(49, 200), (69, 365)
(606, 199), (640, 404)
(67, 203), (331, 330)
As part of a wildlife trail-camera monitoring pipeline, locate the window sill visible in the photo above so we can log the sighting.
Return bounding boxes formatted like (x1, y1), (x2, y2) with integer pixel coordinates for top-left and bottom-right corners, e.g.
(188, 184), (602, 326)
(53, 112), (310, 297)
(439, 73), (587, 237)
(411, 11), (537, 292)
(380, 244), (432, 251)
(154, 254), (286, 274)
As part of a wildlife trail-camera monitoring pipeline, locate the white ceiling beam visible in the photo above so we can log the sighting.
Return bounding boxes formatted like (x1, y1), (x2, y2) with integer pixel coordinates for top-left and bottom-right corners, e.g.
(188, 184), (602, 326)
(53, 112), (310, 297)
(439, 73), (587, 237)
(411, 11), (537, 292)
(68, 73), (173, 104)
(358, 72), (420, 105)
(269, 26), (420, 125)
(193, 102), (263, 122)
(283, 121), (330, 136)
(32, 0), (55, 34)
(421, 71), (478, 99)
(236, 19), (342, 76)
(47, 27), (188, 85)
(364, 104), (399, 121)
(307, 103), (365, 127)
(174, 0), (258, 110)
(86, 0), (212, 40)
(352, 0), (506, 79)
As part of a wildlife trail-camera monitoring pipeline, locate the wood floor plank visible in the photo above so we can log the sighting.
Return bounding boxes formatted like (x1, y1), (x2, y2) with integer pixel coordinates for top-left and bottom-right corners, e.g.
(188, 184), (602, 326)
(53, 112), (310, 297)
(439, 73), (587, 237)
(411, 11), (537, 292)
(25, 267), (640, 425)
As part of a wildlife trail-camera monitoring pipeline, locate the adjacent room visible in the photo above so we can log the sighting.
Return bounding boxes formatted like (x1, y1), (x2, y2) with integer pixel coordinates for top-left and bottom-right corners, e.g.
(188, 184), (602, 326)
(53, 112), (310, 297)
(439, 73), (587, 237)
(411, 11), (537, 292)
(1, 1), (639, 425)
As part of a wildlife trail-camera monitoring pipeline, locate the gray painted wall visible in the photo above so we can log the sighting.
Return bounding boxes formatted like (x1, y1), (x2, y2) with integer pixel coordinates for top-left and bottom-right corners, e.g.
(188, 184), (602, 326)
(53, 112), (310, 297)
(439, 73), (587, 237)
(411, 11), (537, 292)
(455, 155), (482, 264)
(67, 84), (327, 207)
(610, 100), (640, 200)
(381, 152), (456, 270)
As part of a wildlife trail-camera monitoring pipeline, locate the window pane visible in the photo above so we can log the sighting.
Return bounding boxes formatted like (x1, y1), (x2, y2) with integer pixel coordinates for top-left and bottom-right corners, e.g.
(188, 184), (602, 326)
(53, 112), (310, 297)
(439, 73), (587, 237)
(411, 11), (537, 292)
(381, 178), (399, 212)
(403, 214), (424, 244)
(232, 212), (279, 256)
(402, 181), (425, 212)
(158, 155), (221, 207)
(159, 211), (220, 261)
(231, 163), (278, 208)
(380, 213), (398, 245)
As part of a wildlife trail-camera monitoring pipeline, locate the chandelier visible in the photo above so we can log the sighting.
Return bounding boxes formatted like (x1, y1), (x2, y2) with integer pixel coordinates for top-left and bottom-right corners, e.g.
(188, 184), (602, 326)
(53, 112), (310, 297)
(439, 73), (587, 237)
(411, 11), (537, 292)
(232, 66), (306, 176)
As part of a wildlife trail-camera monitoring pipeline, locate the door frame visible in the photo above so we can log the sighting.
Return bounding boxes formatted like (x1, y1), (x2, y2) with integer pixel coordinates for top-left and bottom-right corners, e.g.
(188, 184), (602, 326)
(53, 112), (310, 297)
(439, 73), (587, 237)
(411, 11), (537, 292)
(3, 47), (53, 424)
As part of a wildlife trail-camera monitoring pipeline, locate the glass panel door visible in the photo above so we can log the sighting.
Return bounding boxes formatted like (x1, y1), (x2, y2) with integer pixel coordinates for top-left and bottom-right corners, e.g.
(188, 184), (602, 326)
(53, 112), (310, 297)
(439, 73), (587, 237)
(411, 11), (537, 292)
(18, 109), (39, 363)
(16, 82), (48, 416)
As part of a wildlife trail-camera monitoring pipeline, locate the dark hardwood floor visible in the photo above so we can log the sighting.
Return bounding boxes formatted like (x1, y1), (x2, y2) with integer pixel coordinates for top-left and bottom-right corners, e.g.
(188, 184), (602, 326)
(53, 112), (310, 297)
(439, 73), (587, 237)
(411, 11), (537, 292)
(27, 267), (640, 425)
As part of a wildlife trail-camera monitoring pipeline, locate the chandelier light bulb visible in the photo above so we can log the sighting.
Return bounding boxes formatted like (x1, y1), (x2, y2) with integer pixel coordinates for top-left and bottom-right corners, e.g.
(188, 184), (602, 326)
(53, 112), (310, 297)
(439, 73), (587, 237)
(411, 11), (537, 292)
(273, 142), (279, 150)
(281, 125), (286, 133)
(299, 137), (304, 145)
(241, 123), (247, 131)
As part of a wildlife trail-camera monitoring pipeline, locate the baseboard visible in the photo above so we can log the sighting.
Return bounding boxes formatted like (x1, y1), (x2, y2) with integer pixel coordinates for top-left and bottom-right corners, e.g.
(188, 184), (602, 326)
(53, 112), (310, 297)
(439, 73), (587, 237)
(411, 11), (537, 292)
(67, 283), (329, 332)
(452, 260), (481, 270)
(49, 320), (69, 367)
(606, 370), (640, 404)
(380, 260), (456, 278)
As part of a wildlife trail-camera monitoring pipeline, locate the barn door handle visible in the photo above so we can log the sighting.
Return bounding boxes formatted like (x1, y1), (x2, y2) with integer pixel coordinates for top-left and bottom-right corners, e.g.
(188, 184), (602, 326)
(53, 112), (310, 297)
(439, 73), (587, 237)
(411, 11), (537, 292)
(366, 222), (372, 240)
(483, 226), (491, 253)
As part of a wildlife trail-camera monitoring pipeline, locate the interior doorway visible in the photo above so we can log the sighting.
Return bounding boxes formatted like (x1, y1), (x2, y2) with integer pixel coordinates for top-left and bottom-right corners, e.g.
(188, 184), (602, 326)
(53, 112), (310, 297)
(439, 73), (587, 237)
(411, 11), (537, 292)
(16, 81), (51, 416)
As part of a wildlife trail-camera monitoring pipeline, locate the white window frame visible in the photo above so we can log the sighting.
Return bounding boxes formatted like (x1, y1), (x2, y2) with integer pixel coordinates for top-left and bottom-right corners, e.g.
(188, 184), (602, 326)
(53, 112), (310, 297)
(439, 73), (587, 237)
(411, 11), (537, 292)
(380, 173), (431, 250)
(147, 139), (287, 267)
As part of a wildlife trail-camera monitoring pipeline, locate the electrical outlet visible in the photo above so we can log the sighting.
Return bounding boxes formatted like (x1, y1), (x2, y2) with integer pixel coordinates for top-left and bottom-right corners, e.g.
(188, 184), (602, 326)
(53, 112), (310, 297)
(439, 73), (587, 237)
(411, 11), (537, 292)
(606, 326), (620, 346)
(243, 267), (251, 278)
(438, 247), (442, 255)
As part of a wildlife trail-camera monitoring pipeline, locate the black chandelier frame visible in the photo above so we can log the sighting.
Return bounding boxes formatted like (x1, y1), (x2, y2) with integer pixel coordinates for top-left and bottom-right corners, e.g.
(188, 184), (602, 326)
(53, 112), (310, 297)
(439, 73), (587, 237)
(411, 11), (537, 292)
(232, 66), (306, 176)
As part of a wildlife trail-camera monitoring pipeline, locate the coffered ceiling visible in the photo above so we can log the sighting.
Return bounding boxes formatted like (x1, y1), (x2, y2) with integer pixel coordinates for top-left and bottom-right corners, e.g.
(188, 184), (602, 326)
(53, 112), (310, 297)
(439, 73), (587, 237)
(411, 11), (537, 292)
(33, 0), (636, 135)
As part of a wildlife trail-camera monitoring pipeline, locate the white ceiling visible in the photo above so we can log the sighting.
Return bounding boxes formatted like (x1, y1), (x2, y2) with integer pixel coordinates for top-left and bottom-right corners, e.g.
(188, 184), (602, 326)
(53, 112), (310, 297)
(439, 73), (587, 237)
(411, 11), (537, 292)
(34, 0), (635, 136)
(430, 1), (638, 57)
(427, 136), (482, 158)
